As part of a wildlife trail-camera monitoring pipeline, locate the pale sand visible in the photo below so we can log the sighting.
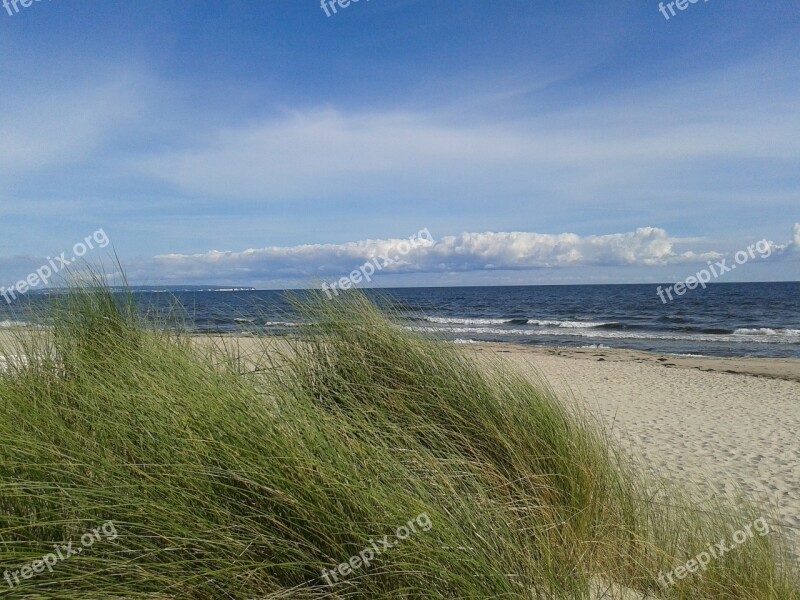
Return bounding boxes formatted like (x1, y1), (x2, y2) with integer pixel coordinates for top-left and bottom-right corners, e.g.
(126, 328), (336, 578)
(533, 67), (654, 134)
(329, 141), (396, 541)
(469, 343), (800, 554)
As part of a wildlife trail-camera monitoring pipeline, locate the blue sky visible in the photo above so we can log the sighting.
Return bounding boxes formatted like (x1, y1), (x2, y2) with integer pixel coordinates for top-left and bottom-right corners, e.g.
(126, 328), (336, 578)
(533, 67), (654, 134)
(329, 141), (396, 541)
(0, 0), (798, 288)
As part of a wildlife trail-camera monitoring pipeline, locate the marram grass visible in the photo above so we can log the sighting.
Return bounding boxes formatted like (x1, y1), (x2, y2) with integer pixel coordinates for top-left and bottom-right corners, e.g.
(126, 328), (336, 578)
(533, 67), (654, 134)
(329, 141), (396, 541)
(0, 283), (796, 598)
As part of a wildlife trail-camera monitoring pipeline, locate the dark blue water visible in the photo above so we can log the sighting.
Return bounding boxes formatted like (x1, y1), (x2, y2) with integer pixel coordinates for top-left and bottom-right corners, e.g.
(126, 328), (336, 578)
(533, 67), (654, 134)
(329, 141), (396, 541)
(2, 282), (798, 358)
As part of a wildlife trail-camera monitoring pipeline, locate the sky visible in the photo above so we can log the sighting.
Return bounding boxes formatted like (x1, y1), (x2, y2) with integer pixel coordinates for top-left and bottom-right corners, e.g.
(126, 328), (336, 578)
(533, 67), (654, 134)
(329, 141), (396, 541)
(0, 0), (798, 289)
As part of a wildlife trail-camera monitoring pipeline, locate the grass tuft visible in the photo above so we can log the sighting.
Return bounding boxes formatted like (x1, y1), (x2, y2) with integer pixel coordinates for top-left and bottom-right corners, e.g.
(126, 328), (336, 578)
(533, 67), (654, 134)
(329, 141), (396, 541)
(0, 284), (796, 598)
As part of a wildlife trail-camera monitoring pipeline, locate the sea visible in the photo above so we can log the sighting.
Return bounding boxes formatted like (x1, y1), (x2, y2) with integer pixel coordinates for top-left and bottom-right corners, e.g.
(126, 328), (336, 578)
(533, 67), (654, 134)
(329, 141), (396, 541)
(2, 282), (798, 359)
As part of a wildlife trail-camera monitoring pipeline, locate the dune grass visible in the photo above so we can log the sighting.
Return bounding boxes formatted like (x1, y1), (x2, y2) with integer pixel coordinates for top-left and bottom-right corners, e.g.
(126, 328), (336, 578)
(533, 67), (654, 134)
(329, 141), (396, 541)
(0, 283), (797, 598)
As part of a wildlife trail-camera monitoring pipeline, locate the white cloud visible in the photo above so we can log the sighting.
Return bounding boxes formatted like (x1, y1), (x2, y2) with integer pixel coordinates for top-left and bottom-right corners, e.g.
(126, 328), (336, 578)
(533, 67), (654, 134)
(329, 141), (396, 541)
(135, 56), (800, 204)
(136, 105), (800, 202)
(762, 222), (800, 255)
(143, 227), (723, 284)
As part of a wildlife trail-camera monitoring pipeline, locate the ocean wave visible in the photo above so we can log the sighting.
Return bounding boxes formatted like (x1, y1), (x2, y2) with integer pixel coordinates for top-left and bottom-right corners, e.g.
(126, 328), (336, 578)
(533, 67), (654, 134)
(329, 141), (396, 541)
(524, 319), (619, 328)
(733, 328), (800, 337)
(668, 326), (734, 335)
(659, 315), (687, 322)
(425, 316), (615, 328)
(407, 325), (799, 344)
(425, 317), (513, 325)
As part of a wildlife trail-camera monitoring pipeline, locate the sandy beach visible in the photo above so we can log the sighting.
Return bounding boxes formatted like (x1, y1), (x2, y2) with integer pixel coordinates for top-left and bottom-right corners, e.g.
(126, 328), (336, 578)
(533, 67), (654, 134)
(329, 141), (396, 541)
(469, 343), (800, 553)
(185, 334), (800, 551)
(181, 332), (800, 544)
(178, 336), (800, 555)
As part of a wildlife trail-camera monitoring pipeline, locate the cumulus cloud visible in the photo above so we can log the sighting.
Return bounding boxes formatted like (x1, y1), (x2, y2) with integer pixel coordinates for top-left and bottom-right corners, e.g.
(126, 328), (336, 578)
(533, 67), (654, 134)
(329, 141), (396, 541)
(4, 225), (796, 288)
(760, 222), (800, 256)
(145, 227), (722, 285)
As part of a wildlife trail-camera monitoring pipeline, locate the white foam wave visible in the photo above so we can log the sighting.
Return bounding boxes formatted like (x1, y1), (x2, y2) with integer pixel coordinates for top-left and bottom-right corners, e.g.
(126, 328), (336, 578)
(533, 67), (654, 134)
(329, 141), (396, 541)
(425, 316), (612, 328)
(733, 328), (800, 337)
(407, 325), (798, 344)
(529, 319), (612, 328)
(426, 317), (511, 325)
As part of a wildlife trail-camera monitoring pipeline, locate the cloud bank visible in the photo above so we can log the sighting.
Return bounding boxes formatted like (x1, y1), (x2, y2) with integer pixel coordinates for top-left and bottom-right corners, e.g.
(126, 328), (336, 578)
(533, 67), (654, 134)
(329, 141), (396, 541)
(138, 224), (800, 287)
(3, 225), (797, 290)
(143, 227), (735, 285)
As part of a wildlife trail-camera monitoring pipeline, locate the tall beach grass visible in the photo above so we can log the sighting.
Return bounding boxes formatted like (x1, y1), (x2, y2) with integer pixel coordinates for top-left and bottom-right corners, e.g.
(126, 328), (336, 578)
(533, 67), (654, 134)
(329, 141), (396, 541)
(0, 282), (797, 598)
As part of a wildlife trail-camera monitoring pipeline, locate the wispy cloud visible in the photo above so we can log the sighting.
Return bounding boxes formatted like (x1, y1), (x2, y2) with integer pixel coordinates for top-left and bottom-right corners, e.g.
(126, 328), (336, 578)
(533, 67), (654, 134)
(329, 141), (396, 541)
(0, 71), (150, 178)
(0, 35), (796, 286)
(135, 55), (800, 209)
